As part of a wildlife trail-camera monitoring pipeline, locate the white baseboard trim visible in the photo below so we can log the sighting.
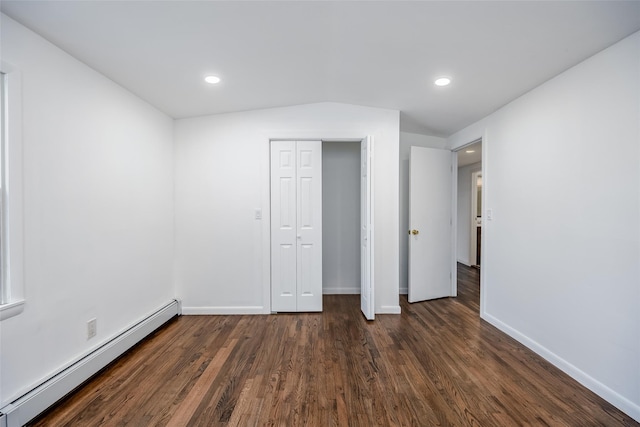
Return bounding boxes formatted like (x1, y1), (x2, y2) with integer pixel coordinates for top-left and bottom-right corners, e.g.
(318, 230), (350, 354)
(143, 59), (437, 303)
(378, 305), (401, 314)
(0, 300), (179, 427)
(399, 287), (408, 295)
(482, 312), (640, 423)
(323, 287), (360, 295)
(182, 306), (266, 315)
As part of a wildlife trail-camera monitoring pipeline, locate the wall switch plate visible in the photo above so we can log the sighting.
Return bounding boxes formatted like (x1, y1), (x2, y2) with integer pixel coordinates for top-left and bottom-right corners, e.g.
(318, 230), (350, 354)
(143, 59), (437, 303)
(486, 209), (493, 221)
(255, 208), (262, 220)
(87, 318), (97, 339)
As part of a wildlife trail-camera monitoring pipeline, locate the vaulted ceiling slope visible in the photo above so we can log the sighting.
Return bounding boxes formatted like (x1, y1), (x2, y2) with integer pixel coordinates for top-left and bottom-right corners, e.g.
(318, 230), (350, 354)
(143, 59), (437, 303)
(2, 1), (640, 136)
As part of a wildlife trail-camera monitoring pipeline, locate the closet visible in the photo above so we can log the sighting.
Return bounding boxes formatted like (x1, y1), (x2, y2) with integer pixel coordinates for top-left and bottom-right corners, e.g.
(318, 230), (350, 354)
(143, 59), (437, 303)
(270, 137), (374, 319)
(322, 141), (361, 295)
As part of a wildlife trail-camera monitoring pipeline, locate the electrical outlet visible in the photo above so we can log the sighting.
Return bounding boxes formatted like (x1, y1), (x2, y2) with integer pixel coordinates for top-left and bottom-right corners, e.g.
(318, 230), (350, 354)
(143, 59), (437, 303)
(87, 318), (97, 340)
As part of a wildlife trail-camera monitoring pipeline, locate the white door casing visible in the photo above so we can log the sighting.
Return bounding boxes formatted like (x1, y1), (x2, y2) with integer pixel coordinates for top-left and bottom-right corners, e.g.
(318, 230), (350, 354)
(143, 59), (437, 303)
(271, 140), (322, 312)
(408, 146), (454, 303)
(360, 136), (375, 320)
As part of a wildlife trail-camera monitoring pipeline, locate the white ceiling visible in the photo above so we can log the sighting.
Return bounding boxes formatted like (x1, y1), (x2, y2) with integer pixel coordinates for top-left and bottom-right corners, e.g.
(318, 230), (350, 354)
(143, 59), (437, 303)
(2, 1), (639, 137)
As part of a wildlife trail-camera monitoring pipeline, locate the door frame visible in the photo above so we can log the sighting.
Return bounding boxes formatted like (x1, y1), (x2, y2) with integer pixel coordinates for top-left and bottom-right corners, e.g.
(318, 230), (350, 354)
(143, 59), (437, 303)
(453, 136), (486, 315)
(264, 132), (376, 314)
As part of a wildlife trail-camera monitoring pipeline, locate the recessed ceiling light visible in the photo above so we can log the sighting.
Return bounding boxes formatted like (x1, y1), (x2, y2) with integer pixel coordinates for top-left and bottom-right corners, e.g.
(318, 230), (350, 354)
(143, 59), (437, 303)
(434, 77), (451, 86)
(204, 75), (221, 84)
(466, 150), (475, 153)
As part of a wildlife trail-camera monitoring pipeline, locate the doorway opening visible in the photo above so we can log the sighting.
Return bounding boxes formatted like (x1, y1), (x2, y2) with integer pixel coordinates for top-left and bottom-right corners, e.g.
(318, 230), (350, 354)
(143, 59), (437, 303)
(322, 141), (361, 295)
(471, 170), (482, 268)
(455, 139), (482, 310)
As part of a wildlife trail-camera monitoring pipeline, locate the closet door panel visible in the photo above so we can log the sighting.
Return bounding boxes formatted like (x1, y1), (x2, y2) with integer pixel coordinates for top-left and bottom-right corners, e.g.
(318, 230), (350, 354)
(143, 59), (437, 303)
(296, 140), (322, 312)
(271, 141), (297, 312)
(297, 242), (321, 311)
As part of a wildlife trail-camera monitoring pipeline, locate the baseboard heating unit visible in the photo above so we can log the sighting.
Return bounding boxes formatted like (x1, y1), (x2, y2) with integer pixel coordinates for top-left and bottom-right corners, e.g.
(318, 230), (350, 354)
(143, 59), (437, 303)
(0, 300), (180, 427)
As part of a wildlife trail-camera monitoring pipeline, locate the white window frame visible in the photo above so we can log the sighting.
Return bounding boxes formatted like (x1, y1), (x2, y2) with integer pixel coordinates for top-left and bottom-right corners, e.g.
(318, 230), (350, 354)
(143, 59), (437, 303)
(0, 61), (25, 320)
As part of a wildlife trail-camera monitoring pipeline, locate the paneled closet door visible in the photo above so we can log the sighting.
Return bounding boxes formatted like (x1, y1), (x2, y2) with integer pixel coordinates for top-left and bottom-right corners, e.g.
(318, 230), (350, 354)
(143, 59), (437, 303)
(295, 141), (322, 312)
(270, 140), (322, 312)
(271, 141), (297, 312)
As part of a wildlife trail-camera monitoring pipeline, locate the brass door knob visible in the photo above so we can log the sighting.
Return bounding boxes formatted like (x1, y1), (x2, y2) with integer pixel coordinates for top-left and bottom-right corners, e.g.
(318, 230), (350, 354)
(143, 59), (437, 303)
(411, 229), (419, 235)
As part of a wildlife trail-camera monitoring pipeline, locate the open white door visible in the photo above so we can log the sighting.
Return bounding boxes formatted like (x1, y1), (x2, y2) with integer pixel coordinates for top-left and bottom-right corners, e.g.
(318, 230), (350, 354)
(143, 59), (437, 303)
(360, 136), (375, 320)
(408, 146), (454, 303)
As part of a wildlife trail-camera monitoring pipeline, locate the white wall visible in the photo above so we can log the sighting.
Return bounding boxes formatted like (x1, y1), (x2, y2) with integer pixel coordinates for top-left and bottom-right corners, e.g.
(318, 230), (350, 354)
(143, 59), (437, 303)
(457, 162), (481, 265)
(399, 132), (447, 293)
(174, 102), (400, 314)
(322, 141), (360, 294)
(0, 15), (175, 406)
(448, 31), (640, 420)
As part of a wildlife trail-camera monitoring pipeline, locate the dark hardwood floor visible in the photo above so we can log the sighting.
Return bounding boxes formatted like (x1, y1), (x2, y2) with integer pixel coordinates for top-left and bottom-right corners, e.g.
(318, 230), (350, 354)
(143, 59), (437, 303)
(31, 264), (637, 426)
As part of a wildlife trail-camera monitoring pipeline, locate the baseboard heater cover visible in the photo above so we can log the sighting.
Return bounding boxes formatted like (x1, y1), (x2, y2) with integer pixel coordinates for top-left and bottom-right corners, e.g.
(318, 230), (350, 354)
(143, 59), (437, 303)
(0, 300), (180, 427)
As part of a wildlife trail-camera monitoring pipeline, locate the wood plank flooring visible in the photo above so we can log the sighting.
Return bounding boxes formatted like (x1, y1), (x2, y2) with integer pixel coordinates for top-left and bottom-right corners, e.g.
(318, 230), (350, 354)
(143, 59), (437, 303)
(30, 264), (638, 426)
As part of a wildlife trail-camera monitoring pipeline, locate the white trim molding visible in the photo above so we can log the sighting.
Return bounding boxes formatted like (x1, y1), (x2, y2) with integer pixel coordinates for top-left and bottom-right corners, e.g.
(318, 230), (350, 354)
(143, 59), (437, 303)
(323, 286), (360, 295)
(378, 305), (402, 314)
(0, 298), (24, 321)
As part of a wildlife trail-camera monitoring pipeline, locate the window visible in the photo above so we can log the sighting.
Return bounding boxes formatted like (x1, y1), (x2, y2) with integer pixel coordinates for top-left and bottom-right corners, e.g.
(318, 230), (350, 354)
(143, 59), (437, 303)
(1, 71), (6, 303)
(0, 63), (25, 320)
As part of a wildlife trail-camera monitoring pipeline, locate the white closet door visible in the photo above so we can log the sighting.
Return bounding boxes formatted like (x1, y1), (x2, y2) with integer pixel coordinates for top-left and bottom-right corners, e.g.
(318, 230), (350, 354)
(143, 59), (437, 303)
(271, 140), (322, 312)
(296, 141), (322, 312)
(271, 141), (297, 312)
